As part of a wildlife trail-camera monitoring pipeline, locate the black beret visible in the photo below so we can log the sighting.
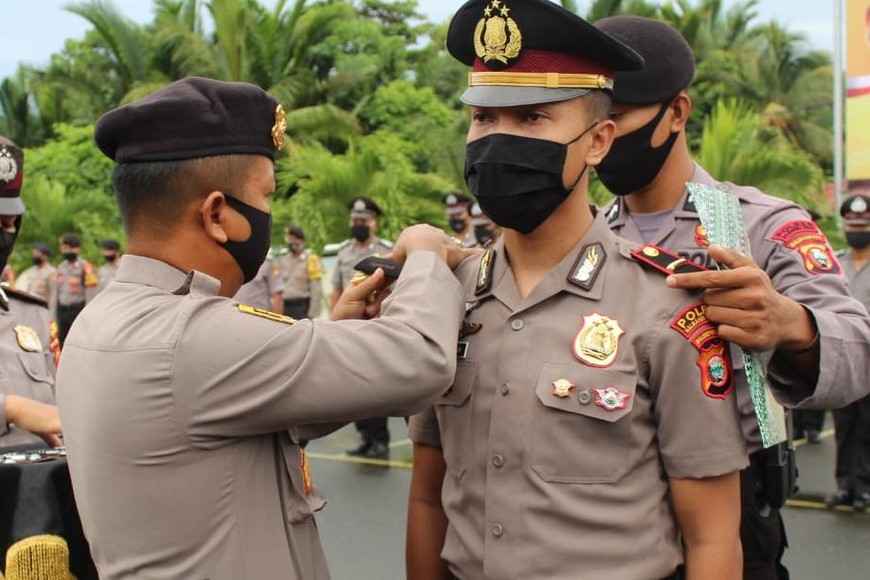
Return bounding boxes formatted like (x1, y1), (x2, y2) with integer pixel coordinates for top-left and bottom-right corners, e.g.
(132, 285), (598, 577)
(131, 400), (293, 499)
(33, 242), (52, 256)
(286, 225), (305, 239)
(348, 196), (382, 218)
(448, 0), (643, 107)
(100, 239), (121, 251)
(60, 233), (82, 247)
(594, 16), (695, 106)
(841, 194), (870, 225)
(95, 77), (284, 163)
(0, 135), (25, 215)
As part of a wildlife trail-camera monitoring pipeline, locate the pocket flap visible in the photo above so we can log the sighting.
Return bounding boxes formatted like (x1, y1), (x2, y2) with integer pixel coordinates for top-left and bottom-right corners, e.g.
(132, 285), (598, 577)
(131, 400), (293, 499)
(17, 352), (54, 384)
(437, 361), (477, 407)
(534, 363), (636, 423)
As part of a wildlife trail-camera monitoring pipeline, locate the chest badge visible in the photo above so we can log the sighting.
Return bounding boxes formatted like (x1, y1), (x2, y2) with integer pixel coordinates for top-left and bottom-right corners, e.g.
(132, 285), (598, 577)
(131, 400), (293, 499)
(552, 379), (576, 398)
(593, 387), (632, 412)
(573, 313), (624, 368)
(14, 325), (43, 352)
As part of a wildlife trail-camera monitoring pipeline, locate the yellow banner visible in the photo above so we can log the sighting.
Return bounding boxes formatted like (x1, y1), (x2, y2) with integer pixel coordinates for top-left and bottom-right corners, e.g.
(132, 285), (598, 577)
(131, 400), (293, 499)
(847, 0), (870, 180)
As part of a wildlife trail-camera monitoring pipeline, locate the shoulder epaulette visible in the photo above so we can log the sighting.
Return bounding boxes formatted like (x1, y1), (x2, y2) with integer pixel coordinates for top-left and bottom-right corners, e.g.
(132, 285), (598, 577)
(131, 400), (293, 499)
(3, 285), (48, 308)
(378, 239), (394, 249)
(630, 245), (706, 276)
(835, 248), (848, 258)
(338, 239), (353, 249)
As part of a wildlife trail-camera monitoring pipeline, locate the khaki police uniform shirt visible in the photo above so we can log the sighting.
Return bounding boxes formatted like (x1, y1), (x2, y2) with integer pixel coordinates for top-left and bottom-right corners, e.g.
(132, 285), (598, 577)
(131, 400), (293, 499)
(0, 291), (57, 449)
(279, 249), (324, 318)
(233, 257), (284, 312)
(410, 214), (748, 580)
(97, 261), (120, 293)
(55, 259), (98, 307)
(56, 252), (462, 580)
(606, 163), (870, 452)
(331, 237), (393, 292)
(838, 251), (870, 311)
(16, 264), (57, 305)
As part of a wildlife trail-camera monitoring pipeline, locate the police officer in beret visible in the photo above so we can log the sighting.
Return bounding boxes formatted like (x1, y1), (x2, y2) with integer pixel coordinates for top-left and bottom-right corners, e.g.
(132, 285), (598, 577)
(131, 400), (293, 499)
(469, 201), (499, 247)
(0, 135), (62, 450)
(407, 2), (747, 578)
(594, 16), (870, 579)
(279, 225), (323, 319)
(332, 196), (395, 458)
(17, 242), (57, 304)
(828, 194), (870, 511)
(96, 239), (122, 293)
(55, 77), (474, 579)
(444, 192), (478, 248)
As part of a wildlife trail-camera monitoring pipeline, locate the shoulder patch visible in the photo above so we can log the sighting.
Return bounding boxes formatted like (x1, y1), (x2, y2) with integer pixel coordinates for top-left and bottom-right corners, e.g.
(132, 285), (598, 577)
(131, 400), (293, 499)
(630, 245), (707, 276)
(307, 254), (323, 280)
(670, 302), (733, 399)
(770, 220), (841, 276)
(475, 248), (496, 296)
(83, 261), (99, 287)
(49, 321), (61, 366)
(4, 286), (48, 308)
(237, 304), (296, 325)
(378, 239), (394, 250)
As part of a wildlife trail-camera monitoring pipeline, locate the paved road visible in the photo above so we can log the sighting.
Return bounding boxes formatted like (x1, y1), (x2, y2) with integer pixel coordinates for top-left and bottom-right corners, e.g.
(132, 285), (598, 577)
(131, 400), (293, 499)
(307, 416), (870, 580)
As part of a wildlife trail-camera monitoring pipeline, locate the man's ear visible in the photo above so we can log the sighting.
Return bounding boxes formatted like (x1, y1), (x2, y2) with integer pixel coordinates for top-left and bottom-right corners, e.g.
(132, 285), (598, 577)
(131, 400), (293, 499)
(585, 119), (616, 166)
(668, 92), (692, 132)
(199, 191), (230, 244)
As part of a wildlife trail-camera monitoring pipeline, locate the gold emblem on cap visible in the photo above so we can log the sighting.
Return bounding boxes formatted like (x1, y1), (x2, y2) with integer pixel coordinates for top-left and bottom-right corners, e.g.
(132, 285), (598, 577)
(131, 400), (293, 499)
(0, 146), (18, 184)
(271, 105), (287, 150)
(852, 196), (868, 214)
(552, 379), (575, 398)
(573, 313), (624, 368)
(474, 0), (522, 65)
(14, 325), (42, 353)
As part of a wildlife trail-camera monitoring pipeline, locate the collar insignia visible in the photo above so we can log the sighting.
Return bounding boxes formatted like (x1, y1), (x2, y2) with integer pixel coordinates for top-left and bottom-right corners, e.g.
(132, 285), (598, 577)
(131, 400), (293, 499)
(568, 243), (606, 291)
(475, 248), (496, 296)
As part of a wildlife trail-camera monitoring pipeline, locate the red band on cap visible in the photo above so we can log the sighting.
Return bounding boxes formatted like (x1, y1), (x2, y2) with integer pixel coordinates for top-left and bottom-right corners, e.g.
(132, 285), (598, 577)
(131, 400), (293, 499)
(0, 170), (23, 193)
(473, 49), (614, 78)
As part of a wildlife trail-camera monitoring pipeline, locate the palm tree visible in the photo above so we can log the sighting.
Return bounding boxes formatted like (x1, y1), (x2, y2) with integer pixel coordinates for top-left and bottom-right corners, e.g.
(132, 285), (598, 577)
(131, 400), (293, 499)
(0, 67), (40, 146)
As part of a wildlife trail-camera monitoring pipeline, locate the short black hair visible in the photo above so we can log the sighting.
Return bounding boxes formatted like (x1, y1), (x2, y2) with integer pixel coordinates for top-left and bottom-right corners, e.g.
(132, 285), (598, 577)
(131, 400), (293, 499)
(111, 154), (260, 234)
(60, 233), (81, 247)
(100, 239), (121, 251)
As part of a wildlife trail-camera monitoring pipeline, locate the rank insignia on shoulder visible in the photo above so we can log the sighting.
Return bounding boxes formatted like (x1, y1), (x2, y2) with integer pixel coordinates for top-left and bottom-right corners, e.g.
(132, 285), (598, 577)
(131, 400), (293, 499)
(475, 248), (496, 296)
(568, 243), (606, 290)
(771, 220), (841, 276)
(237, 304), (296, 325)
(593, 386), (632, 411)
(671, 302), (734, 399)
(552, 379), (575, 398)
(631, 245), (706, 276)
(573, 313), (624, 368)
(14, 325), (42, 352)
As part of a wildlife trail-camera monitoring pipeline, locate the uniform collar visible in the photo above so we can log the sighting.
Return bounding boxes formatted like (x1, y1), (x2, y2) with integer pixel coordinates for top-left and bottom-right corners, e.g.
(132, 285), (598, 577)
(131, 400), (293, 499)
(115, 255), (221, 297)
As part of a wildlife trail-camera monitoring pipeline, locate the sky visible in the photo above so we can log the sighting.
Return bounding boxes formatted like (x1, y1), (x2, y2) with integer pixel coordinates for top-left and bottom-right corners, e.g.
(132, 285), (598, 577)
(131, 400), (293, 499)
(0, 0), (837, 81)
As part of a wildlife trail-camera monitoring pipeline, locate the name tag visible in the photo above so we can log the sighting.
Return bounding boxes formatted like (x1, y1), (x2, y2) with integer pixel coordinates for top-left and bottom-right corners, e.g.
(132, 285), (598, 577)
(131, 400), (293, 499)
(457, 342), (469, 359)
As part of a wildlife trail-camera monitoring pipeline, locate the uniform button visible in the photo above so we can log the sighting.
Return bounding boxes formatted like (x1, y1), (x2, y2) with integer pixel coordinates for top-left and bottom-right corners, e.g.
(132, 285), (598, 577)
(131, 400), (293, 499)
(491, 523), (504, 538)
(510, 319), (524, 331)
(499, 383), (510, 396)
(578, 390), (592, 405)
(492, 454), (505, 468)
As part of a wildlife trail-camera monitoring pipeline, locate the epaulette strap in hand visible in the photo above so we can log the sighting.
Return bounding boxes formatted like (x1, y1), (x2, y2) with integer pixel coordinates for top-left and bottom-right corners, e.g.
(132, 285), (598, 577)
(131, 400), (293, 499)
(630, 245), (707, 276)
(2, 285), (48, 308)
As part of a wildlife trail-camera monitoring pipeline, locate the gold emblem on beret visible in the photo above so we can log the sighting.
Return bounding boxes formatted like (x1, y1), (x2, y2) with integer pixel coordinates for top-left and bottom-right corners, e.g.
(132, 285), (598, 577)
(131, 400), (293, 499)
(14, 325), (42, 353)
(0, 146), (19, 184)
(474, 0), (522, 66)
(271, 105), (287, 150)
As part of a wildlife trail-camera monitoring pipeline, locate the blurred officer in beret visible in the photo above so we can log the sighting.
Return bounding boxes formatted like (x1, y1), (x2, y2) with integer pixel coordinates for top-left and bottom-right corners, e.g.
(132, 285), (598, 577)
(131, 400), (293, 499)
(96, 239), (122, 294)
(407, 2), (747, 579)
(828, 194), (870, 512)
(469, 200), (500, 246)
(595, 16), (870, 579)
(279, 224), (324, 319)
(332, 195), (394, 459)
(443, 192), (478, 248)
(0, 135), (62, 450)
(55, 77), (473, 579)
(16, 242), (57, 305)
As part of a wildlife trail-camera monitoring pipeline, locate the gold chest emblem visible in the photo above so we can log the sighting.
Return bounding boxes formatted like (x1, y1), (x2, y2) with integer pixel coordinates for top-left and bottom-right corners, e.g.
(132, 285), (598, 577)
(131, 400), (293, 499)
(271, 104), (287, 150)
(473, 1), (522, 66)
(573, 314), (624, 368)
(14, 325), (43, 353)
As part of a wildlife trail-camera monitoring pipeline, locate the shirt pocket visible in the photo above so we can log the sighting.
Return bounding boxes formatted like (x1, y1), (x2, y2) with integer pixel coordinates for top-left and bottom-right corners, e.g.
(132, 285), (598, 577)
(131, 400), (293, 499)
(530, 363), (636, 484)
(279, 431), (326, 524)
(435, 361), (477, 480)
(18, 352), (56, 401)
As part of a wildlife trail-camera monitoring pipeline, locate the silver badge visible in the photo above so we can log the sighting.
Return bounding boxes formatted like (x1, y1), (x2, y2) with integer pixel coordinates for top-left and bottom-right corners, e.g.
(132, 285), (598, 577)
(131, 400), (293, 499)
(0, 146), (18, 184)
(851, 197), (868, 214)
(353, 199), (366, 211)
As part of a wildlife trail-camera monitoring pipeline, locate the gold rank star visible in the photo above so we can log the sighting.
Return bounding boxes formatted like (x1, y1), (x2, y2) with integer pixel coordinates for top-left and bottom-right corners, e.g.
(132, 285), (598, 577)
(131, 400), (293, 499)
(484, 6), (493, 16)
(491, 0), (501, 7)
(500, 6), (510, 17)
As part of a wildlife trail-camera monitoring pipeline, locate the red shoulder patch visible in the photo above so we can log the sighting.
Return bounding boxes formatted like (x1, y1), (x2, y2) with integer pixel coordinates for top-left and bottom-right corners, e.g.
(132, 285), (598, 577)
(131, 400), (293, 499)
(671, 303), (734, 399)
(49, 321), (61, 366)
(771, 220), (841, 276)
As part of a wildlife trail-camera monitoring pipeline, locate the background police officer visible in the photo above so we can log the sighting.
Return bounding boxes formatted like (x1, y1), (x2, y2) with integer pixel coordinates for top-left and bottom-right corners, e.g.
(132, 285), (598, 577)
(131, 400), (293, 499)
(279, 225), (323, 319)
(55, 233), (98, 345)
(96, 239), (122, 293)
(443, 192), (477, 248)
(17, 242), (57, 305)
(234, 255), (284, 313)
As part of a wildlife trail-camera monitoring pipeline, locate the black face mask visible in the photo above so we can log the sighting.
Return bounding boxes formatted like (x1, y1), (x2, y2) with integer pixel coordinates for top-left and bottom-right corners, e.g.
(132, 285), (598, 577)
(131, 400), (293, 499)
(63, 252), (79, 263)
(222, 195), (272, 283)
(448, 218), (467, 233)
(351, 224), (370, 242)
(846, 231), (870, 249)
(32, 256), (44, 266)
(464, 123), (597, 234)
(0, 216), (21, 272)
(474, 226), (494, 246)
(596, 103), (680, 196)
(102, 253), (117, 263)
